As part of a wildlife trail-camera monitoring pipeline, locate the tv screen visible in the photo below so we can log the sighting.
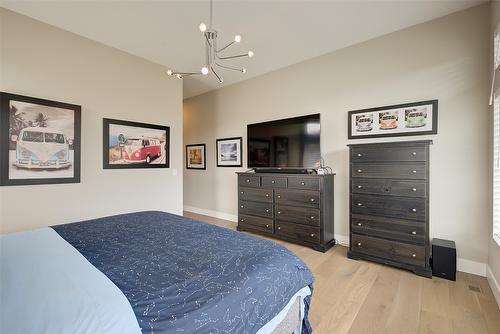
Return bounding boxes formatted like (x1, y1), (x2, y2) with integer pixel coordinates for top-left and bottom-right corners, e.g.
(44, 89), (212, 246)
(247, 114), (321, 168)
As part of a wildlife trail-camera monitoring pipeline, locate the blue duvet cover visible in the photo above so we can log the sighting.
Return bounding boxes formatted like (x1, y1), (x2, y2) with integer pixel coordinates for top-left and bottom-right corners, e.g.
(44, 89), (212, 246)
(52, 211), (314, 334)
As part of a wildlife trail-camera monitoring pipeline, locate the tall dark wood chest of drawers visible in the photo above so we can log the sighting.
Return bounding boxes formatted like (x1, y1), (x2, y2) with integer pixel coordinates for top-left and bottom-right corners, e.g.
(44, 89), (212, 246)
(347, 140), (432, 277)
(236, 172), (335, 252)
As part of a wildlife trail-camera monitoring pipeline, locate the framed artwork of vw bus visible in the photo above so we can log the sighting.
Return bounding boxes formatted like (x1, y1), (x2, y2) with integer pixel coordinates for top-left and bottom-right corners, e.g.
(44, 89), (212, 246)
(103, 118), (170, 169)
(348, 100), (438, 139)
(0, 92), (81, 186)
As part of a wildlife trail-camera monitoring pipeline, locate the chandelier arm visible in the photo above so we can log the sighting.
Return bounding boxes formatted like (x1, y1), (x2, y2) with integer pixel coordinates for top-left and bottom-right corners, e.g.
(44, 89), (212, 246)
(210, 65), (223, 83)
(215, 62), (244, 72)
(217, 53), (250, 60)
(216, 41), (235, 53)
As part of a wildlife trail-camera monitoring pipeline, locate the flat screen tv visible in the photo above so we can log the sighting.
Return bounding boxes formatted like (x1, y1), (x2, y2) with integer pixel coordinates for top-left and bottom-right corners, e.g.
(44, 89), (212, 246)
(247, 114), (321, 169)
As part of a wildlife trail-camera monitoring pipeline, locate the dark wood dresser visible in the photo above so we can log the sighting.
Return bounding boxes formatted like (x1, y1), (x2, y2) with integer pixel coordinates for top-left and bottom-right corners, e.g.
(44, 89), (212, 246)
(347, 140), (432, 277)
(236, 172), (335, 252)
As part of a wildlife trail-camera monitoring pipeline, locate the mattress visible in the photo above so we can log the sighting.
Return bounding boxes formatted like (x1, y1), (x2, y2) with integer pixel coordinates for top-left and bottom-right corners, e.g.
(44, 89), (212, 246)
(1, 211), (314, 334)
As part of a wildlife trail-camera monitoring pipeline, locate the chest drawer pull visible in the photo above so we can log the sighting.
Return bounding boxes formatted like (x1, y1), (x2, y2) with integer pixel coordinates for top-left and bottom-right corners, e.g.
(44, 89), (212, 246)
(357, 169), (362, 173)
(411, 231), (417, 235)
(310, 198), (316, 202)
(310, 233), (315, 237)
(411, 208), (417, 212)
(357, 223), (362, 226)
(412, 254), (416, 258)
(265, 224), (270, 228)
(357, 242), (362, 246)
(266, 194), (270, 197)
(265, 209), (270, 213)
(271, 180), (276, 184)
(301, 181), (306, 185)
(357, 153), (363, 157)
(246, 179), (251, 183)
(277, 211), (281, 215)
(412, 152), (417, 156)
(240, 191), (244, 194)
(277, 195), (281, 199)
(357, 203), (363, 206)
(412, 188), (417, 192)
(277, 226), (281, 230)
(240, 205), (244, 208)
(411, 170), (417, 174)
(240, 218), (244, 222)
(357, 185), (363, 189)
(310, 216), (315, 219)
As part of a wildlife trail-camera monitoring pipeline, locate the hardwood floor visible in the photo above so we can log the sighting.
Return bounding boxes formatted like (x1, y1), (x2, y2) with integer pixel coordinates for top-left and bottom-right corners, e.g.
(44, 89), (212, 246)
(184, 211), (500, 334)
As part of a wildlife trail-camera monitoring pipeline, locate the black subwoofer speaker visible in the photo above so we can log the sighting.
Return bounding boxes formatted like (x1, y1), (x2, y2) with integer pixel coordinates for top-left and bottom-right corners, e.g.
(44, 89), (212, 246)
(431, 238), (456, 281)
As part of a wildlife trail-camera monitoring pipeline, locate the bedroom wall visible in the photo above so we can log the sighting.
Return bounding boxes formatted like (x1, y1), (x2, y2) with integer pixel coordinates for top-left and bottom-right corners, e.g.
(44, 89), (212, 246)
(0, 8), (183, 234)
(183, 4), (491, 272)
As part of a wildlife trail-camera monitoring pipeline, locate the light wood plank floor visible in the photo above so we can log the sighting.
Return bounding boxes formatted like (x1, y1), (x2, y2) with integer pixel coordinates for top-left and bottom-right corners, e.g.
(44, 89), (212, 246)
(184, 211), (500, 334)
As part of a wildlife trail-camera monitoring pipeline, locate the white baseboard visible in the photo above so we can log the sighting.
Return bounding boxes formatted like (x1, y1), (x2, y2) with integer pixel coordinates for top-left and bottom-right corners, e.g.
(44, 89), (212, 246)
(183, 207), (488, 277)
(184, 206), (238, 222)
(487, 265), (500, 308)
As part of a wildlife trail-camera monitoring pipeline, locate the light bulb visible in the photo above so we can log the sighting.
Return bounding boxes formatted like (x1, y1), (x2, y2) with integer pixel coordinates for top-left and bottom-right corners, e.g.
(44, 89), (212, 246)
(199, 23), (207, 32)
(248, 50), (254, 58)
(201, 67), (209, 75)
(234, 35), (242, 43)
(167, 69), (173, 76)
(242, 68), (247, 73)
(176, 74), (182, 79)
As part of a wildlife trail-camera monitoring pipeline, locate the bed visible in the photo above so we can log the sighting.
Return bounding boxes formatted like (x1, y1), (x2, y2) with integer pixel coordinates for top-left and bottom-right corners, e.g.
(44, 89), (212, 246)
(1, 211), (314, 334)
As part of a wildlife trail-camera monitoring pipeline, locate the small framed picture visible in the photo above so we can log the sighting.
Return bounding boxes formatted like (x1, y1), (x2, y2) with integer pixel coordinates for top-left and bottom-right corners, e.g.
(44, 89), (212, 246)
(186, 144), (206, 170)
(216, 137), (242, 167)
(103, 118), (169, 169)
(348, 100), (438, 139)
(0, 92), (81, 186)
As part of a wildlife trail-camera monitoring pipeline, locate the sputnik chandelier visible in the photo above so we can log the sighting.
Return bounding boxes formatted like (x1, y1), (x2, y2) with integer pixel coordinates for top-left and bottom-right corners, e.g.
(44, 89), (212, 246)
(167, 0), (253, 83)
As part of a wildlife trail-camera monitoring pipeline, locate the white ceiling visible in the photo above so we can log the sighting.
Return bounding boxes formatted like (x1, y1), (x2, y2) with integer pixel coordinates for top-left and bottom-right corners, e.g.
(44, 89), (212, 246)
(1, 0), (486, 98)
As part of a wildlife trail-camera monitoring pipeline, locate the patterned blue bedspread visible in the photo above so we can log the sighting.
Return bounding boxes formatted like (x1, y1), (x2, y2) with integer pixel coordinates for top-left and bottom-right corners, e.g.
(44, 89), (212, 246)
(52, 211), (314, 334)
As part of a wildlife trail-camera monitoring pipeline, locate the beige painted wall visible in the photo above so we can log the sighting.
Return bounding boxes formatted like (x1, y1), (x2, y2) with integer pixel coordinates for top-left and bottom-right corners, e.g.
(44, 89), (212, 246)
(0, 9), (183, 234)
(184, 5), (491, 265)
(489, 0), (500, 302)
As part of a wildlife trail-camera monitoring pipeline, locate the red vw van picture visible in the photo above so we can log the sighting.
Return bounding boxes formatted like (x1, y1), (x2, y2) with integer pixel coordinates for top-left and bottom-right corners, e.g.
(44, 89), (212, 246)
(124, 137), (162, 164)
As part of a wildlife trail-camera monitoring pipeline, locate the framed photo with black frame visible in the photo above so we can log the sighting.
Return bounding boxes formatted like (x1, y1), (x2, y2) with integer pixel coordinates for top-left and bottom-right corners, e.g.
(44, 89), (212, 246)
(186, 144), (206, 170)
(103, 118), (170, 169)
(0, 92), (81, 186)
(348, 100), (438, 139)
(216, 137), (242, 167)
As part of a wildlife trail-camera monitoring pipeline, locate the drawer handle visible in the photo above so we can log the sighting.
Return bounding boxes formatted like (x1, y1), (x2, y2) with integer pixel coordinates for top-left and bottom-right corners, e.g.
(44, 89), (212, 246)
(301, 182), (306, 186)
(411, 231), (417, 235)
(357, 185), (363, 189)
(412, 170), (417, 174)
(310, 216), (315, 219)
(266, 194), (270, 197)
(310, 233), (315, 237)
(357, 203), (363, 206)
(246, 179), (251, 183)
(411, 208), (417, 212)
(265, 224), (270, 228)
(277, 195), (281, 199)
(412, 152), (417, 156)
(240, 219), (244, 222)
(357, 169), (362, 173)
(357, 223), (362, 226)
(240, 205), (244, 208)
(357, 242), (362, 247)
(357, 153), (363, 157)
(271, 180), (276, 184)
(412, 254), (416, 258)
(277, 211), (281, 215)
(265, 209), (270, 213)
(277, 226), (281, 230)
(240, 191), (244, 194)
(310, 198), (315, 202)
(412, 188), (417, 192)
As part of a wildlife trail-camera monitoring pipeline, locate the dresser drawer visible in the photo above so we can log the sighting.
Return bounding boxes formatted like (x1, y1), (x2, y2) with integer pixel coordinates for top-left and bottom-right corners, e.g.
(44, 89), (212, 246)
(352, 194), (425, 220)
(275, 189), (320, 208)
(287, 177), (320, 190)
(239, 187), (273, 203)
(351, 234), (425, 266)
(351, 214), (425, 245)
(238, 214), (273, 233)
(351, 146), (426, 163)
(261, 176), (287, 188)
(351, 179), (426, 198)
(275, 221), (320, 244)
(239, 200), (273, 219)
(275, 205), (320, 226)
(238, 175), (260, 188)
(351, 163), (426, 180)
